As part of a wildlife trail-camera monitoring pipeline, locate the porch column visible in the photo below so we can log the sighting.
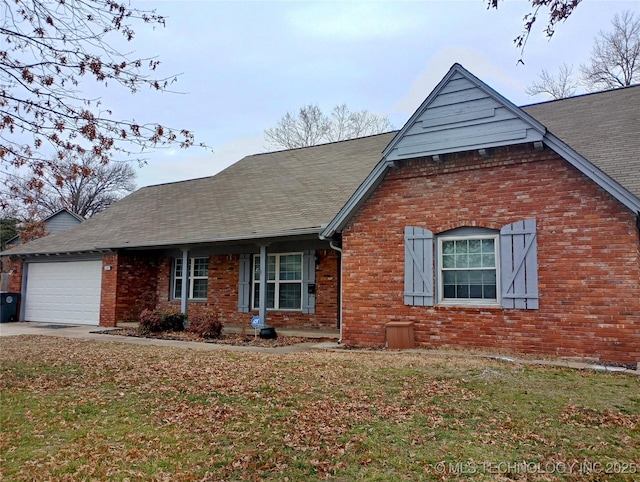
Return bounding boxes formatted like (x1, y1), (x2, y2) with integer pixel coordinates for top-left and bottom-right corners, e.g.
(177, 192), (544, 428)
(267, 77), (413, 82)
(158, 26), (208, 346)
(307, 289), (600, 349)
(181, 249), (189, 316)
(259, 244), (268, 327)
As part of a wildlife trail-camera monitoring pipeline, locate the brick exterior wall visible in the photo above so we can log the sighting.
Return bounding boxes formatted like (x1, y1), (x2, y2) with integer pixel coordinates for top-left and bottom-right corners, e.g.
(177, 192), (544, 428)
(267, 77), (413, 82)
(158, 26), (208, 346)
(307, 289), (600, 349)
(100, 253), (159, 327)
(155, 249), (339, 329)
(6, 258), (23, 293)
(341, 144), (640, 366)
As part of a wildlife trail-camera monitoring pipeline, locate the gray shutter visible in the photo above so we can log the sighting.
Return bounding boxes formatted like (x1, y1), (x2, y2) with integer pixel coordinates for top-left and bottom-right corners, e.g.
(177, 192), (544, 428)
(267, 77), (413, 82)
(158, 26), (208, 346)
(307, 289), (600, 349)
(238, 254), (251, 312)
(500, 219), (539, 309)
(302, 250), (316, 314)
(404, 226), (434, 306)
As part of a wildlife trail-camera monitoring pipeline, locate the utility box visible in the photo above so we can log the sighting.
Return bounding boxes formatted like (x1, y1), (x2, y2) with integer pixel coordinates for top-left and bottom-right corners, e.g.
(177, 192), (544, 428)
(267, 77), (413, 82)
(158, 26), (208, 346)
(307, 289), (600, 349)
(386, 322), (415, 349)
(0, 293), (21, 323)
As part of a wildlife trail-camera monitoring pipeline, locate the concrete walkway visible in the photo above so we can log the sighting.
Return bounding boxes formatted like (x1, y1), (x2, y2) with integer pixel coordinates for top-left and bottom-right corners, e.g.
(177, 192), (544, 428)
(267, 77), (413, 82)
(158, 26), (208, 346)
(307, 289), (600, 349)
(0, 321), (339, 354)
(0, 321), (637, 375)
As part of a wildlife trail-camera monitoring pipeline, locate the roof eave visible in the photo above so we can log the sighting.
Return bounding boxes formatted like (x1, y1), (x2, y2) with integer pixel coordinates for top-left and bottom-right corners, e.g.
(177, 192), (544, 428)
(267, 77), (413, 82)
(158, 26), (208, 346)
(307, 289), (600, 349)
(543, 132), (640, 213)
(96, 227), (325, 250)
(321, 159), (392, 239)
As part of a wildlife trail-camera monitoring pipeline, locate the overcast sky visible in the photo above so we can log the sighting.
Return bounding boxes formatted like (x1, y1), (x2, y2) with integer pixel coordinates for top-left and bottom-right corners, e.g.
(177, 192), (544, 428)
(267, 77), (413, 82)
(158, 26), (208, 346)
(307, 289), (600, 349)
(109, 0), (638, 188)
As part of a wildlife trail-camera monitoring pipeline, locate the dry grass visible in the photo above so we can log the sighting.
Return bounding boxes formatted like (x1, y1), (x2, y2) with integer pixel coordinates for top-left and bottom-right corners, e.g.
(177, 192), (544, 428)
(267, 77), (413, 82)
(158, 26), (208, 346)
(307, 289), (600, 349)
(1, 335), (638, 481)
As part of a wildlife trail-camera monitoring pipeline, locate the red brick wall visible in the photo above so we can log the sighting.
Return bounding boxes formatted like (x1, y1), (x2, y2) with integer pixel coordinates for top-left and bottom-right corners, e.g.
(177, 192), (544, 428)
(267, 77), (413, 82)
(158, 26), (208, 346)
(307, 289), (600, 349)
(341, 144), (640, 366)
(100, 253), (158, 327)
(100, 254), (117, 326)
(5, 258), (23, 293)
(156, 250), (339, 329)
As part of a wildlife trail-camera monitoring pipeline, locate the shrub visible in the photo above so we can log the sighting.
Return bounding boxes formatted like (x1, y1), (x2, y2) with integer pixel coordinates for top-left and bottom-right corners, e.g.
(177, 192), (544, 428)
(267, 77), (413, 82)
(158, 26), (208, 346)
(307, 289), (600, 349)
(139, 309), (186, 334)
(138, 309), (162, 335)
(162, 310), (186, 332)
(188, 311), (223, 339)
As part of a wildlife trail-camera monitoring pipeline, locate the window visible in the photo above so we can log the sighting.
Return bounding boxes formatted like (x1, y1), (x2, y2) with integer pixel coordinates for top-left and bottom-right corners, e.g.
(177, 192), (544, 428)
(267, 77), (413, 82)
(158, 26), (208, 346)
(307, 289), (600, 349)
(404, 220), (538, 310)
(252, 253), (302, 310)
(438, 235), (499, 305)
(173, 257), (209, 299)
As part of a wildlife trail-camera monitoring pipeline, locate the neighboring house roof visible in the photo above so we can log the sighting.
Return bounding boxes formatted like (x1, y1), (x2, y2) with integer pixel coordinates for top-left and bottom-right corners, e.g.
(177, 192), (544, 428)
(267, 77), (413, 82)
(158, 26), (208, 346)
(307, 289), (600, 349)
(3, 209), (84, 247)
(4, 64), (639, 257)
(4, 133), (395, 255)
(322, 64), (640, 238)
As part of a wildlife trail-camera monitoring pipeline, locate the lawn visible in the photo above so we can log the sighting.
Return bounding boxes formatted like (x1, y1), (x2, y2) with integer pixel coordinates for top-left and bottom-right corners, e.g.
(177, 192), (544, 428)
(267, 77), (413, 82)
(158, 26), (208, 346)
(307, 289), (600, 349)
(1, 336), (638, 481)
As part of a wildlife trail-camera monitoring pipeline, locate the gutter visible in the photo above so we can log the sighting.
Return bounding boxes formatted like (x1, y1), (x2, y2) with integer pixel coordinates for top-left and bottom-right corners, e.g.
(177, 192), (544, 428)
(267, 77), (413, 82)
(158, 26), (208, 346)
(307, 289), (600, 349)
(97, 227), (323, 251)
(328, 240), (343, 344)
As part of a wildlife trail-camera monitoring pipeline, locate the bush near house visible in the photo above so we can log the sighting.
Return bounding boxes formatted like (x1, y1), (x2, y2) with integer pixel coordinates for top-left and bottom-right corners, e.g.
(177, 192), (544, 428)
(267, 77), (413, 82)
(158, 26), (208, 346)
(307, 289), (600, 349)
(138, 309), (186, 335)
(187, 310), (223, 339)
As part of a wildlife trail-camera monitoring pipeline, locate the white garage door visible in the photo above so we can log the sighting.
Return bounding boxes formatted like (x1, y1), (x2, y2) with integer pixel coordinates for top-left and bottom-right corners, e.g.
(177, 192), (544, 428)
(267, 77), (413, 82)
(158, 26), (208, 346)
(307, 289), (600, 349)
(25, 260), (103, 325)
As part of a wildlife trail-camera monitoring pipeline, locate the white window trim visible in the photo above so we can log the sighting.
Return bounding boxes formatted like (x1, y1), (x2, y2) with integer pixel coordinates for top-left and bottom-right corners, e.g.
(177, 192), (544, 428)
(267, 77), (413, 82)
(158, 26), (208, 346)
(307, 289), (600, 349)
(252, 252), (303, 311)
(437, 234), (501, 307)
(173, 257), (209, 300)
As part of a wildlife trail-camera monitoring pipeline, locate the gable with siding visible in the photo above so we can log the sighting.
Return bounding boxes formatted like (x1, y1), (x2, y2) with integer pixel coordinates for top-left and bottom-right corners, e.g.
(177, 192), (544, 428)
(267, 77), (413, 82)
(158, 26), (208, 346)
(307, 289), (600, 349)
(322, 64), (640, 240)
(383, 66), (545, 161)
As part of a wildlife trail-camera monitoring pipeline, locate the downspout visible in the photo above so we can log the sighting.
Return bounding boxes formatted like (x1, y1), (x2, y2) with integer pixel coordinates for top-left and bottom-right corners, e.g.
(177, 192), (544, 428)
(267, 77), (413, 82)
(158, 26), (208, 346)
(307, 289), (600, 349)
(329, 240), (343, 344)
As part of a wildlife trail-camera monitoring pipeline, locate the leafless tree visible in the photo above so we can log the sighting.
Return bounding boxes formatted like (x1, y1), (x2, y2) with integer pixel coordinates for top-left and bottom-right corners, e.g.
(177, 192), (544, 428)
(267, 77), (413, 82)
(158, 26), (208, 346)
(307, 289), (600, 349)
(526, 63), (579, 99)
(581, 10), (640, 91)
(487, 0), (583, 60)
(4, 153), (136, 219)
(265, 104), (393, 150)
(0, 0), (206, 206)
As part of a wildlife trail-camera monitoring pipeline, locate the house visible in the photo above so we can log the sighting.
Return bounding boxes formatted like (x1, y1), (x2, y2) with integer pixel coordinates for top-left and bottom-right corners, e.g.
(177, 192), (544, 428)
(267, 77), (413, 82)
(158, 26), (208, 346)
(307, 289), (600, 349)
(3, 64), (639, 366)
(1, 209), (84, 291)
(2, 209), (84, 249)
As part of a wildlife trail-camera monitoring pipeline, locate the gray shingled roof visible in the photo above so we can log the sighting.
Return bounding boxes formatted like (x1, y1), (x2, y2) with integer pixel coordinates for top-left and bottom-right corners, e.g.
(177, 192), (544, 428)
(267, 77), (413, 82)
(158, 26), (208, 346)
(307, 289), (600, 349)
(6, 133), (395, 255)
(522, 85), (640, 199)
(5, 85), (639, 257)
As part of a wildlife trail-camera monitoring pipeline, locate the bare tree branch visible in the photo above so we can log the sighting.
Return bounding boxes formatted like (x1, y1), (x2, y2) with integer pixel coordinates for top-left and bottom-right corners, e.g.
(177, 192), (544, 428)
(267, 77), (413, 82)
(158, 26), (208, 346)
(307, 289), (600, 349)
(580, 10), (640, 91)
(526, 63), (579, 99)
(0, 0), (208, 201)
(3, 153), (136, 219)
(487, 0), (583, 61)
(265, 104), (393, 150)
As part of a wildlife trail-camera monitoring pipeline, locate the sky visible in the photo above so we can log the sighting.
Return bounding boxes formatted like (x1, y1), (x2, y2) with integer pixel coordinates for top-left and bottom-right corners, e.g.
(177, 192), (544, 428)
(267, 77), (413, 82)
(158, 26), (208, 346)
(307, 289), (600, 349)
(95, 0), (639, 188)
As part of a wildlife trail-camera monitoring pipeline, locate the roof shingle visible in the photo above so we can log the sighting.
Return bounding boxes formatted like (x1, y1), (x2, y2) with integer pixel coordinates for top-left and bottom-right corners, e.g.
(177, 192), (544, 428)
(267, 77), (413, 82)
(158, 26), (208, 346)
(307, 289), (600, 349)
(522, 85), (640, 198)
(6, 133), (395, 255)
(5, 85), (639, 256)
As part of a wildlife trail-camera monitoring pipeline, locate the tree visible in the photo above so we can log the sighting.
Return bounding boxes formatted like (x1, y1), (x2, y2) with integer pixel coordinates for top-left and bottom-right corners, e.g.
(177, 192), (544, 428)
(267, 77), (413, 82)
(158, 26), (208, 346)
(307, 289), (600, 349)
(265, 104), (393, 150)
(526, 63), (579, 99)
(581, 10), (640, 91)
(0, 217), (18, 248)
(486, 1), (583, 59)
(1, 0), (205, 204)
(4, 153), (136, 219)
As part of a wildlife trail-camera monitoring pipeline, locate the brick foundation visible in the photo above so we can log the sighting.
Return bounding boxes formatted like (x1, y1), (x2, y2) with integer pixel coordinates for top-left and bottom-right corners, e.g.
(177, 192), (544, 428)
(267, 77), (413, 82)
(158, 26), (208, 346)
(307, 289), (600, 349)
(341, 144), (640, 366)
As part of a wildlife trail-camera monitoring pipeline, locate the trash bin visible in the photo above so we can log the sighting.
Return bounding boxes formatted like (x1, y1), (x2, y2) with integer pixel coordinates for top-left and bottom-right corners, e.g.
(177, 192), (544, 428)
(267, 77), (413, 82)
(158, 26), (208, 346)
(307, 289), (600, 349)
(386, 322), (415, 349)
(0, 292), (21, 323)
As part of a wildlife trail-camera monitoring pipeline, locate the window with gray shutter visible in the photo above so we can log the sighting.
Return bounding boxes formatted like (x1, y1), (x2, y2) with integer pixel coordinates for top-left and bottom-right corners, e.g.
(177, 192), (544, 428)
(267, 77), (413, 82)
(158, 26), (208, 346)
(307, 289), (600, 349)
(238, 254), (251, 312)
(500, 219), (539, 309)
(302, 250), (316, 314)
(404, 226), (434, 306)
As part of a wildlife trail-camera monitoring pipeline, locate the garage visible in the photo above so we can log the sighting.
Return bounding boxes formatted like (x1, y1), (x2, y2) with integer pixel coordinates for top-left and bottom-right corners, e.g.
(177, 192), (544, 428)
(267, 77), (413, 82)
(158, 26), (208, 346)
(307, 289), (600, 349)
(24, 260), (103, 325)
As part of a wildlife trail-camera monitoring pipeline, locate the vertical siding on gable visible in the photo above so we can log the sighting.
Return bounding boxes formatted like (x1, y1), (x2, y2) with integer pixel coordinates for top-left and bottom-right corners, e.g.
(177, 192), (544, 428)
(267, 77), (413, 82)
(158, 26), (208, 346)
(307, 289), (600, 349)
(385, 75), (544, 161)
(46, 212), (82, 233)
